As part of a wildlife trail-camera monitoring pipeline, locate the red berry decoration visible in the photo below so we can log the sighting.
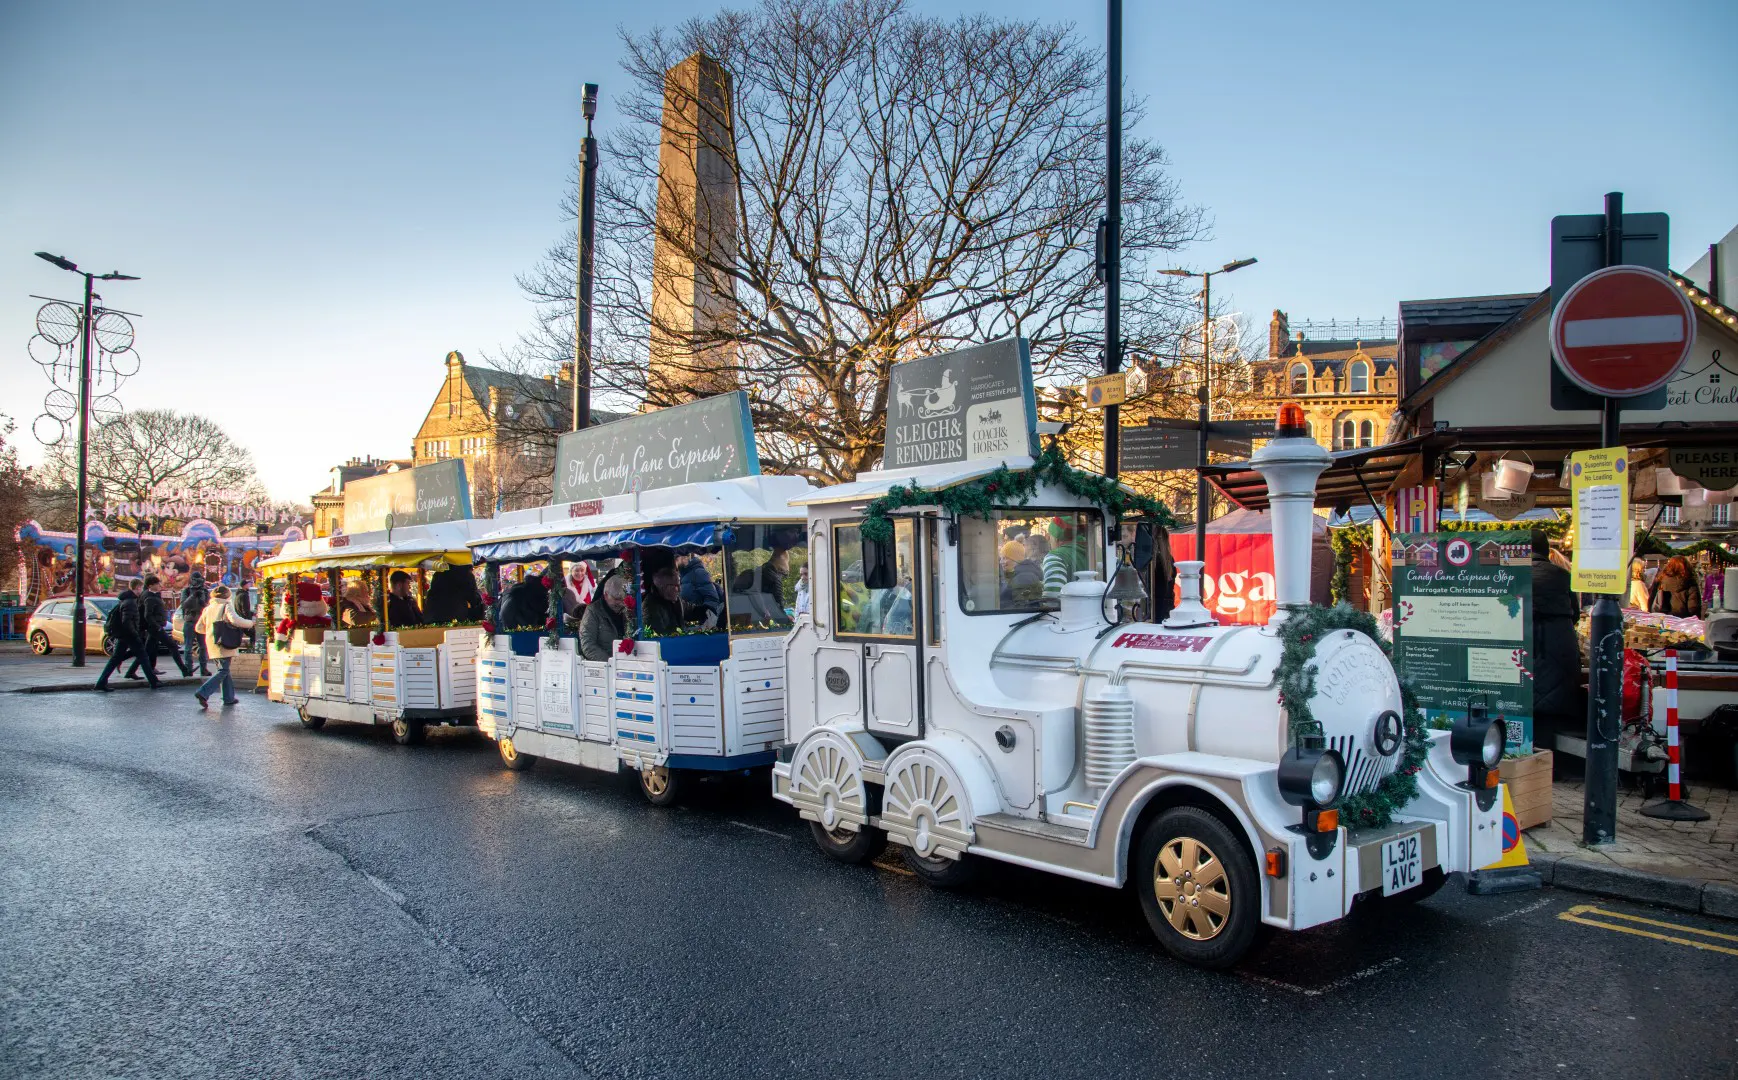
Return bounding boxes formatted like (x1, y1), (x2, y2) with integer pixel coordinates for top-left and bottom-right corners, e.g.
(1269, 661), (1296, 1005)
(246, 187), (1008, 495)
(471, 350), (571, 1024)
(616, 637), (635, 655)
(372, 632), (386, 646)
(545, 616), (557, 629)
(481, 619), (496, 634)
(540, 575), (554, 588)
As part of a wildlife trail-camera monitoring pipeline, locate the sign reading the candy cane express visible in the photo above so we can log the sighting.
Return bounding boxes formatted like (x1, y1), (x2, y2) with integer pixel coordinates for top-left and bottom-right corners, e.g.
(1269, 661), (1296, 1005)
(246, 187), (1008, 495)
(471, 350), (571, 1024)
(1391, 531), (1535, 753)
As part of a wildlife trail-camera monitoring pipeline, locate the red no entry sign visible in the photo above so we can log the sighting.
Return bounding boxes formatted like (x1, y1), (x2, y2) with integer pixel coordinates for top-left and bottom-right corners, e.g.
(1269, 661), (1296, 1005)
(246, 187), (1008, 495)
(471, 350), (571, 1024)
(1550, 264), (1696, 397)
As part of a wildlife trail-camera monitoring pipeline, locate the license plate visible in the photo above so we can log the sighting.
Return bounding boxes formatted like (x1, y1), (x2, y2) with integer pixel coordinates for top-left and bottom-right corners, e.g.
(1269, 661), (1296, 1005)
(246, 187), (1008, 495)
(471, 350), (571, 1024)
(1381, 833), (1424, 896)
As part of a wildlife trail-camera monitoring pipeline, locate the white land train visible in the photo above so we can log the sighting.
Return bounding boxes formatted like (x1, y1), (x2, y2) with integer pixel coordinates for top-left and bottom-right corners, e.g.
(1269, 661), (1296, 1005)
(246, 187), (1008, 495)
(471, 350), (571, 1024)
(467, 475), (815, 804)
(775, 423), (1506, 968)
(260, 519), (495, 744)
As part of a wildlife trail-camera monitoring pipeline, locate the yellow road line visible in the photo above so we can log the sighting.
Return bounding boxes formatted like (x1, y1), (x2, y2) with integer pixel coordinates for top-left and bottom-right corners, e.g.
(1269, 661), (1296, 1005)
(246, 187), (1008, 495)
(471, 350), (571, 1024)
(1558, 905), (1738, 956)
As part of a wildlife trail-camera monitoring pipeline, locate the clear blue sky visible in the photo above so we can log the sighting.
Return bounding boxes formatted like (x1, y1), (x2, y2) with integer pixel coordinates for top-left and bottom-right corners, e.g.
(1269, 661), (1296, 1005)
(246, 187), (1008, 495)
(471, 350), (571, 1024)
(4, 0), (1732, 501)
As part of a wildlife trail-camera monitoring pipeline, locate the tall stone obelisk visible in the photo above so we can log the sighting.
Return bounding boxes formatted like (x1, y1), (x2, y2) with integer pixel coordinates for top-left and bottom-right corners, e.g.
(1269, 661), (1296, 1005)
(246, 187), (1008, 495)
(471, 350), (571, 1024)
(648, 52), (740, 405)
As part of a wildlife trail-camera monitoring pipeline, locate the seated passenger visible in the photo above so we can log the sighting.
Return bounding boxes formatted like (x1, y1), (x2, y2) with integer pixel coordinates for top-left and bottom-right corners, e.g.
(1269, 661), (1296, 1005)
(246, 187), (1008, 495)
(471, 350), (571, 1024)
(679, 553), (723, 614)
(730, 546), (793, 625)
(385, 570), (424, 627)
(579, 573), (630, 660)
(643, 566), (715, 635)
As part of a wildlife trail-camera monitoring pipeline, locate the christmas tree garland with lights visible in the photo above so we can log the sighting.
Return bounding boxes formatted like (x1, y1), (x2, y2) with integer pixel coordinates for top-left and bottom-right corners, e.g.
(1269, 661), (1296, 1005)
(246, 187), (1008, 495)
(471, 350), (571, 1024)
(1276, 602), (1431, 830)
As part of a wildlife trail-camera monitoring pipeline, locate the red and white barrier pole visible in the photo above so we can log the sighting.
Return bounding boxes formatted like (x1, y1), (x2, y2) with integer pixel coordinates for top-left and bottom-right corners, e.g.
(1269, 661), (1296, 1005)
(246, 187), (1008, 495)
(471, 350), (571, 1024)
(1641, 648), (1710, 821)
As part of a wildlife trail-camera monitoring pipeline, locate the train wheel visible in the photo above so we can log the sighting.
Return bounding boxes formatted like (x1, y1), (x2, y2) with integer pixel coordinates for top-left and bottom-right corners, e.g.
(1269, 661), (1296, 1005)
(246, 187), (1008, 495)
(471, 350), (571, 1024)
(638, 765), (682, 807)
(1136, 807), (1259, 970)
(391, 717), (425, 746)
(808, 820), (886, 865)
(901, 847), (980, 888)
(298, 708), (326, 731)
(499, 737), (537, 772)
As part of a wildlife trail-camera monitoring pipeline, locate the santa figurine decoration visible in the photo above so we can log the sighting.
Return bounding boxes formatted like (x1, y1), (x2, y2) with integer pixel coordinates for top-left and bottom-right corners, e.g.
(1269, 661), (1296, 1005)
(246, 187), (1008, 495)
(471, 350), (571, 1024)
(292, 580), (332, 628)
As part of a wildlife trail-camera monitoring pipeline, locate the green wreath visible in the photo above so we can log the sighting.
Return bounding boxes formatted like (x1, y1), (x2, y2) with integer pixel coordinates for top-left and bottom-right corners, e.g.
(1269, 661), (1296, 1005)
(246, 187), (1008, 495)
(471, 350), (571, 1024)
(859, 444), (1178, 543)
(1275, 602), (1431, 830)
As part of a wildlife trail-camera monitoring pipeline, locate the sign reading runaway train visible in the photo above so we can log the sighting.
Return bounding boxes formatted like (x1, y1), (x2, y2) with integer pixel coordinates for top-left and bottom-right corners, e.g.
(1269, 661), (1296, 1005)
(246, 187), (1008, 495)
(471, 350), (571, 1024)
(553, 391), (759, 504)
(1391, 531), (1535, 753)
(885, 337), (1036, 468)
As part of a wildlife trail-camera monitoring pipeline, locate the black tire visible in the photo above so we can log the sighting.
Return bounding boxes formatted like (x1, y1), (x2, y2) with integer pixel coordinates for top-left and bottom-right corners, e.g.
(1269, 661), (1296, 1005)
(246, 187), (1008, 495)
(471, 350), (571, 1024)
(638, 765), (683, 807)
(499, 737), (537, 771)
(298, 708), (326, 731)
(391, 717), (426, 746)
(1135, 806), (1261, 970)
(808, 820), (886, 865)
(901, 846), (981, 888)
(29, 631), (51, 656)
(1372, 866), (1448, 906)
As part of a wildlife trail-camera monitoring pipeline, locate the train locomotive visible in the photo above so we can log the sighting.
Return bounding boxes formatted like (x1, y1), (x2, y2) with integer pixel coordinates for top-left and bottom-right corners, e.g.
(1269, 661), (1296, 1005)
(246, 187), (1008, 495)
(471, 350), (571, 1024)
(775, 405), (1505, 967)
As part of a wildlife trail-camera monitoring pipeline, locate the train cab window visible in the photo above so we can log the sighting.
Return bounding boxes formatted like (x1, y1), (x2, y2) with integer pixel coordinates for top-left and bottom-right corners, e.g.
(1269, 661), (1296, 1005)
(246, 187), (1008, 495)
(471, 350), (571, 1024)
(958, 509), (1103, 614)
(723, 523), (805, 633)
(833, 519), (916, 639)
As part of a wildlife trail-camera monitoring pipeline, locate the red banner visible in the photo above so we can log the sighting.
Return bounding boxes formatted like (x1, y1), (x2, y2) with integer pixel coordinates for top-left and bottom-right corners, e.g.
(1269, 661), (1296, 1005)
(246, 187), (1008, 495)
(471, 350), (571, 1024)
(1168, 533), (1277, 625)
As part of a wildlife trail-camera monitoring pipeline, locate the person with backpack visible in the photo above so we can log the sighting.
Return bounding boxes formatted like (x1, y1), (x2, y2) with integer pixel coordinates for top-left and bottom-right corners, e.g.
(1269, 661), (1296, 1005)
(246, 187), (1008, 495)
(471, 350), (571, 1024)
(192, 585), (255, 709)
(126, 575), (191, 682)
(96, 584), (157, 691)
(178, 572), (212, 676)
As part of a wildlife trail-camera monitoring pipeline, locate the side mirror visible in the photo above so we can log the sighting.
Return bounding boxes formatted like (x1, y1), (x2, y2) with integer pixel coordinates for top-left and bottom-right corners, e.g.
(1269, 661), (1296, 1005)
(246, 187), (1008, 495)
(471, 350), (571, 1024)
(1133, 521), (1154, 569)
(862, 532), (899, 590)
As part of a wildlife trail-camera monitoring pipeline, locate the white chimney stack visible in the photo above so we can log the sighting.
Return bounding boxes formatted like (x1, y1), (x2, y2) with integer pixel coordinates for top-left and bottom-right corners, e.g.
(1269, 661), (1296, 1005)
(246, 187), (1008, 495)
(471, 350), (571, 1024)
(1165, 560), (1215, 628)
(1248, 410), (1331, 621)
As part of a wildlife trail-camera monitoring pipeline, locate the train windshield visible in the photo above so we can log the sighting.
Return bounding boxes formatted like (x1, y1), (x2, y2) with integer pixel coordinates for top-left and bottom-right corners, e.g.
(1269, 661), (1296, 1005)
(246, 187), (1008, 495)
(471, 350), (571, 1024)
(722, 523), (806, 633)
(958, 509), (1104, 614)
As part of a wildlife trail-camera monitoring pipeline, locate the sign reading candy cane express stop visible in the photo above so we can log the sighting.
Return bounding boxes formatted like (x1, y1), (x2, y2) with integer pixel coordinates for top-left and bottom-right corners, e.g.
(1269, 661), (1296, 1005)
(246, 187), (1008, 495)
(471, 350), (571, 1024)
(1550, 264), (1696, 397)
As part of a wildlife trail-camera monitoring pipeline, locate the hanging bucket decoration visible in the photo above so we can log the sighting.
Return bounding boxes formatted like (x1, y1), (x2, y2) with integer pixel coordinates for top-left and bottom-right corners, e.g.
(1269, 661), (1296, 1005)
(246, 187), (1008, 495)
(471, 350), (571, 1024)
(1492, 452), (1534, 496)
(1480, 471), (1510, 501)
(1655, 468), (1687, 497)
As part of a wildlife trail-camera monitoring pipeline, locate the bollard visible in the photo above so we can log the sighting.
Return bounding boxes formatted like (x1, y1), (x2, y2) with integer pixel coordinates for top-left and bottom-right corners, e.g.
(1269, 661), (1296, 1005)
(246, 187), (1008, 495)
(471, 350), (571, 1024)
(1640, 649), (1710, 822)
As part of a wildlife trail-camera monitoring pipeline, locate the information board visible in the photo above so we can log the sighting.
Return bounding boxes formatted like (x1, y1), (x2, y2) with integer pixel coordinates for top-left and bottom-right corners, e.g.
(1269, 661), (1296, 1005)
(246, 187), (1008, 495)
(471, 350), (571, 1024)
(1392, 531), (1535, 753)
(343, 459), (472, 533)
(885, 337), (1035, 468)
(552, 391), (759, 504)
(1569, 447), (1630, 594)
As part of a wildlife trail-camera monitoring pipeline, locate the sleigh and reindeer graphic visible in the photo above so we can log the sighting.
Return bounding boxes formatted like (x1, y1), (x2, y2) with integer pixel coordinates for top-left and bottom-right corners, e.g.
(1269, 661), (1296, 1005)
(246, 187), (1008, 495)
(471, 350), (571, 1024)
(895, 370), (960, 418)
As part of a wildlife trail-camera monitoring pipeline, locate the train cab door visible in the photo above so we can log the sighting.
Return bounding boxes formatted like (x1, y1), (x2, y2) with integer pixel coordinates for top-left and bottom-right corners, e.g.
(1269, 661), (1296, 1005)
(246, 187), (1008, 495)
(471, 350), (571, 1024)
(830, 517), (923, 741)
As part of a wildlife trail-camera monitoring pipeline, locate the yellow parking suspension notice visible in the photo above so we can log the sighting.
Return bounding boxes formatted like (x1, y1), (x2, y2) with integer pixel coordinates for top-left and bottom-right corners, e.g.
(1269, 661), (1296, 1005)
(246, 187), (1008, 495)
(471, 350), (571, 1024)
(1481, 786), (1529, 870)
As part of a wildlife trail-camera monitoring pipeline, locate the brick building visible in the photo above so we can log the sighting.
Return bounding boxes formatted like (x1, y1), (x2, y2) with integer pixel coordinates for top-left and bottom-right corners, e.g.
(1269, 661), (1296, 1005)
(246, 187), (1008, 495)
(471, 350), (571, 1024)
(1243, 311), (1400, 450)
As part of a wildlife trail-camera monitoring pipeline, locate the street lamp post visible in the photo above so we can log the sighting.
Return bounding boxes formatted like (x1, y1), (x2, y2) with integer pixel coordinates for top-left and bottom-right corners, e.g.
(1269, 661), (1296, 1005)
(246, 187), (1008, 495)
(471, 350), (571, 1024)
(1102, 0), (1123, 479)
(33, 252), (139, 667)
(1160, 257), (1256, 566)
(572, 82), (600, 433)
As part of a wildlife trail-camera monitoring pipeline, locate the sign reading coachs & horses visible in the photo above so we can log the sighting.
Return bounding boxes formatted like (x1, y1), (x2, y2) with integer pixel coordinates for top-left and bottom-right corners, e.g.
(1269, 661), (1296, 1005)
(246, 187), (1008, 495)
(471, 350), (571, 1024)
(343, 459), (472, 533)
(552, 391), (759, 504)
(885, 337), (1036, 468)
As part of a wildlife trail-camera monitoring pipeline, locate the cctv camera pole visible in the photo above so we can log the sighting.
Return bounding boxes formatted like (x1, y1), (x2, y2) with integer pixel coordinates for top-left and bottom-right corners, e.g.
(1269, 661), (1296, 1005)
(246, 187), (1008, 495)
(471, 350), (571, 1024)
(573, 82), (600, 433)
(71, 270), (94, 666)
(1102, 0), (1122, 480)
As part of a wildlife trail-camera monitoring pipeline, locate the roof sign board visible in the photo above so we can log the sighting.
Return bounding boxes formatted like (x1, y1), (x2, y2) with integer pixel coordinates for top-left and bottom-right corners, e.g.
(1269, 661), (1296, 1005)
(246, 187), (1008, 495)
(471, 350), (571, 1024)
(1550, 265), (1696, 398)
(885, 337), (1036, 468)
(343, 458), (472, 533)
(1083, 372), (1126, 409)
(552, 390), (759, 504)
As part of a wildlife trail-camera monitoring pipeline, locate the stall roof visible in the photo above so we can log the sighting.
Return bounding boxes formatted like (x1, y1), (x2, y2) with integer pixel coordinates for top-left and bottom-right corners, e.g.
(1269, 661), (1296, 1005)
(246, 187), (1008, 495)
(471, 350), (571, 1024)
(1204, 438), (1428, 513)
(468, 475), (812, 563)
(791, 456), (1039, 506)
(257, 519), (488, 577)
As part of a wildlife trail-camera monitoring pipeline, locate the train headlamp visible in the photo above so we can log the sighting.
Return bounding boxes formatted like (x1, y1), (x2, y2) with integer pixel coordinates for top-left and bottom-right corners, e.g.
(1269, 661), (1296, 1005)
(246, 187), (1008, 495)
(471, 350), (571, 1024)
(1450, 708), (1506, 770)
(1277, 745), (1345, 808)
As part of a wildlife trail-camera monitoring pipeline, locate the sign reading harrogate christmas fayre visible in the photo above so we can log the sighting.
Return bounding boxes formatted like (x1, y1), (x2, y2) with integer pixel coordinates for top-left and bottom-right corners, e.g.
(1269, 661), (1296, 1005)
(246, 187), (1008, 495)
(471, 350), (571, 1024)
(1391, 531), (1535, 753)
(342, 459), (472, 533)
(885, 337), (1036, 468)
(552, 390), (759, 504)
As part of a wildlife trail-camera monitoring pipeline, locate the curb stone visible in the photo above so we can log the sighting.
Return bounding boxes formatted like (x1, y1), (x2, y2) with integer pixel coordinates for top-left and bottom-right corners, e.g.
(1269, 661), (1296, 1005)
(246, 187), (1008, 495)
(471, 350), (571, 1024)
(1702, 882), (1738, 920)
(1548, 859), (1714, 916)
(17, 677), (202, 694)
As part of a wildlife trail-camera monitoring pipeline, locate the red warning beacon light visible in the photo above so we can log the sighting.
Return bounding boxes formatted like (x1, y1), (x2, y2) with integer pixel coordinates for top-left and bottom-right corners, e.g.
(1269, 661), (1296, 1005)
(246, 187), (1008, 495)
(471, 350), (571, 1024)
(1275, 402), (1309, 438)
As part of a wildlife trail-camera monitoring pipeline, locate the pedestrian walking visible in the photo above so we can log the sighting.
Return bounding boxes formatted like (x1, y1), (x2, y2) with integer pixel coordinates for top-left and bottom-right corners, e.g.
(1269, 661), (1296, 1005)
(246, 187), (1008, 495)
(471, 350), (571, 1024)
(96, 584), (158, 691)
(192, 585), (255, 709)
(178, 571), (212, 676)
(125, 575), (191, 681)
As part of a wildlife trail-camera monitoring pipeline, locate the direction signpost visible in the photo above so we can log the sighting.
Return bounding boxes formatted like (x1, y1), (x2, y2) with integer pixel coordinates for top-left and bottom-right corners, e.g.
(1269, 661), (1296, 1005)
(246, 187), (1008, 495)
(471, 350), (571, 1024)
(1549, 193), (1696, 845)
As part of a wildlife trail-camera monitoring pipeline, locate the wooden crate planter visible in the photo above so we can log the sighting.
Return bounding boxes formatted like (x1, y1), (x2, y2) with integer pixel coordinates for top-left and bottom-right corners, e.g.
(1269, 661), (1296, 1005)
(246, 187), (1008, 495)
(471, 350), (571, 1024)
(1504, 749), (1553, 830)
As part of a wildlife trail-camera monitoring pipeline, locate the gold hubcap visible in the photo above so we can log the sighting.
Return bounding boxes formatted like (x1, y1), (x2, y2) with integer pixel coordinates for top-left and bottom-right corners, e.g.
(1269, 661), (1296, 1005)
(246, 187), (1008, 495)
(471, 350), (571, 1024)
(501, 739), (516, 761)
(643, 767), (669, 796)
(1153, 836), (1231, 941)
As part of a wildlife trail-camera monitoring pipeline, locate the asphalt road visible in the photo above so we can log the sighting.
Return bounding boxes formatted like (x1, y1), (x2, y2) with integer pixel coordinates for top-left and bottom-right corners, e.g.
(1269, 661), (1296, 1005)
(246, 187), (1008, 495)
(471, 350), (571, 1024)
(2, 689), (1735, 1080)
